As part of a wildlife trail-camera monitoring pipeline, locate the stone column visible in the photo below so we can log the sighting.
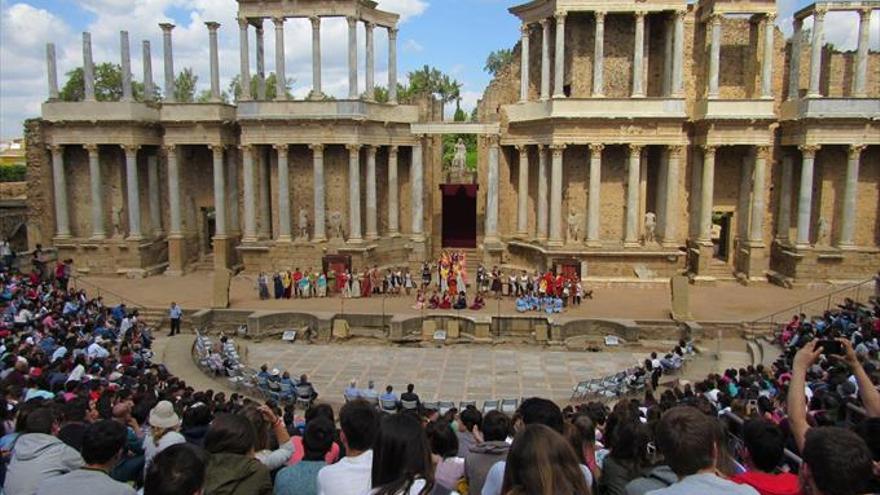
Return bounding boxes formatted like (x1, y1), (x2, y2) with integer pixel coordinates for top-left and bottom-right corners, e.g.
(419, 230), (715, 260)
(259, 149), (272, 238)
(227, 149), (239, 234)
(274, 144), (291, 241)
(123, 145), (142, 239)
(365, 22), (375, 100)
(310, 145), (326, 241)
(83, 33), (95, 102)
(548, 144), (565, 246)
(166, 145), (182, 236)
(788, 19), (802, 100)
(853, 9), (871, 97)
(537, 145), (549, 241)
(520, 23), (530, 102)
(241, 146), (257, 241)
(120, 31), (133, 102)
(147, 154), (161, 236)
(587, 144), (603, 245)
(486, 138), (501, 243)
(238, 18), (251, 101)
(663, 17), (673, 95)
(737, 152), (752, 242)
(347, 145), (362, 242)
(255, 21), (266, 100)
(760, 14), (775, 98)
(625, 145), (642, 246)
(86, 144), (104, 238)
(796, 145), (819, 247)
(540, 19), (551, 101)
(663, 146), (682, 245)
(347, 17), (359, 99)
(777, 154), (793, 242)
(212, 145), (227, 237)
(516, 146), (529, 236)
(411, 140), (424, 240)
(50, 145), (70, 238)
(388, 28), (399, 103)
(387, 146), (399, 235)
(839, 145), (865, 248)
(273, 17), (287, 101)
(672, 10), (685, 96)
(553, 12), (566, 98)
(632, 11), (646, 97)
(699, 145), (716, 243)
(142, 41), (154, 101)
(206, 22), (221, 102)
(808, 9), (825, 97)
(592, 12), (605, 97)
(46, 44), (59, 100)
(310, 17), (323, 99)
(708, 15), (722, 98)
(749, 146), (769, 243)
(159, 23), (176, 102)
(365, 146), (378, 239)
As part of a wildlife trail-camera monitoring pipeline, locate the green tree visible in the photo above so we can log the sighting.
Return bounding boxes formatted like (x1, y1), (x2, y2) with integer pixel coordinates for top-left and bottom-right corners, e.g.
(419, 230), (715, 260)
(173, 68), (198, 103)
(372, 85), (389, 103)
(484, 49), (514, 77)
(59, 63), (151, 102)
(403, 65), (463, 119)
(228, 72), (294, 101)
(196, 89), (230, 103)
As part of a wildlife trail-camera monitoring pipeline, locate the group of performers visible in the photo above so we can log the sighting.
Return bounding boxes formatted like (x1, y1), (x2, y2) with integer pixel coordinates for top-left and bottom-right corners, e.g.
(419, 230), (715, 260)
(257, 269), (329, 300)
(334, 266), (417, 298)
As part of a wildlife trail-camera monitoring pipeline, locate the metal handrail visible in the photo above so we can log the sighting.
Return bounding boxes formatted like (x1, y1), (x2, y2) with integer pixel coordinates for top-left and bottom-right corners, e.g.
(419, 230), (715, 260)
(721, 410), (803, 466)
(69, 275), (148, 311)
(749, 277), (876, 327)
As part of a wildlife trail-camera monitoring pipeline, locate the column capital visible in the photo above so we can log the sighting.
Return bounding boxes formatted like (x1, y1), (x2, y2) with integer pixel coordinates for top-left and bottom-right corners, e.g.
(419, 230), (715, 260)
(121, 144), (141, 154)
(84, 143), (99, 153)
(589, 143), (605, 154)
(365, 21), (375, 31)
(554, 11), (567, 21)
(209, 144), (225, 153)
(849, 144), (867, 158)
(163, 144), (176, 153)
(635, 10), (647, 20)
(237, 17), (249, 29)
(273, 144), (288, 156)
(799, 144), (821, 158)
(674, 9), (687, 20)
(308, 143), (325, 153)
(814, 7), (828, 21)
(755, 145), (772, 160)
(628, 144), (644, 156)
(388, 145), (399, 154)
(515, 144), (529, 153)
(540, 18), (550, 28)
(47, 144), (64, 153)
(595, 10), (606, 22)
(365, 145), (377, 155)
(237, 144), (253, 153)
(388, 26), (398, 39)
(486, 135), (500, 147)
(159, 22), (175, 32)
(521, 23), (531, 36)
(765, 13), (777, 23)
(668, 145), (685, 157)
(346, 144), (361, 153)
(793, 17), (803, 29)
(309, 16), (321, 28)
(550, 144), (566, 157)
(272, 16), (285, 27)
(205, 21), (220, 31)
(701, 144), (717, 157)
(346, 16), (358, 28)
(858, 7), (872, 22)
(708, 13), (723, 26)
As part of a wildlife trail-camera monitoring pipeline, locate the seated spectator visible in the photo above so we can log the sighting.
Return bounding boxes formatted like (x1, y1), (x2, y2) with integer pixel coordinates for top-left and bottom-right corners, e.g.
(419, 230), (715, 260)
(500, 424), (591, 495)
(428, 291), (440, 310)
(438, 293), (452, 310)
(289, 405), (340, 466)
(344, 379), (361, 401)
(400, 384), (420, 411)
(647, 406), (758, 495)
(317, 400), (378, 495)
(469, 293), (485, 311)
(730, 419), (800, 495)
(181, 402), (212, 447)
(298, 374), (319, 402)
(564, 413), (600, 485)
(453, 292), (467, 310)
(457, 406), (482, 458)
(465, 411), (510, 495)
(427, 419), (464, 494)
(599, 413), (652, 495)
(242, 405), (293, 471)
(370, 413), (434, 494)
(36, 419), (134, 495)
(274, 416), (335, 495)
(144, 443), (207, 495)
(361, 381), (380, 402)
(143, 400), (185, 472)
(380, 385), (399, 404)
(203, 413), (272, 495)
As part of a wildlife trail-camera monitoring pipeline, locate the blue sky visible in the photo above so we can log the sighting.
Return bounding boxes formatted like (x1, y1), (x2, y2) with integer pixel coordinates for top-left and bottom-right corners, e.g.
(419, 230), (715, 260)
(0, 0), (876, 140)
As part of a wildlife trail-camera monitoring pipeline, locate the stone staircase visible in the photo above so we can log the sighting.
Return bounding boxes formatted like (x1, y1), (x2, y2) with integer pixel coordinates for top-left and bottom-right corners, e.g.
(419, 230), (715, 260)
(189, 254), (215, 272)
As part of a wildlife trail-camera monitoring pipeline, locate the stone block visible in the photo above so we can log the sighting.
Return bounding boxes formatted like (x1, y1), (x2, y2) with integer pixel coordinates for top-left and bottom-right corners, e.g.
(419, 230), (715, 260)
(474, 321), (491, 339)
(212, 268), (232, 309)
(422, 319), (437, 340)
(534, 322), (548, 342)
(447, 319), (460, 339)
(670, 274), (692, 321)
(332, 318), (350, 339)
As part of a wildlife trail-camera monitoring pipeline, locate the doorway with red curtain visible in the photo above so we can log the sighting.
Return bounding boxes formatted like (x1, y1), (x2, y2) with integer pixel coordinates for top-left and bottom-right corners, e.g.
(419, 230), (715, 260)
(440, 184), (478, 248)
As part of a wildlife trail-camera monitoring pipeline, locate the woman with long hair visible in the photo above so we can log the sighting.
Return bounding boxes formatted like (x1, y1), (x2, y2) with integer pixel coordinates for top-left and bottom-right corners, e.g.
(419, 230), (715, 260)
(203, 413), (272, 495)
(597, 415), (651, 495)
(370, 413), (434, 495)
(501, 424), (591, 495)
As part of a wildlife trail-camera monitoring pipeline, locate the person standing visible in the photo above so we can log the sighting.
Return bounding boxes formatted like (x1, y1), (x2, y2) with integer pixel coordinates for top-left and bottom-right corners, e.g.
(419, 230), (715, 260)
(169, 302), (182, 337)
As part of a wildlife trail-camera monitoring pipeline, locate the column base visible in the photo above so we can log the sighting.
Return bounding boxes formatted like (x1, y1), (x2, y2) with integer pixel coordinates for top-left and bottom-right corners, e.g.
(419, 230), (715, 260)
(365, 233), (379, 241)
(312, 236), (327, 243)
(54, 234), (72, 241)
(213, 236), (233, 271)
(411, 234), (425, 243)
(347, 237), (364, 245)
(516, 231), (529, 239)
(552, 93), (566, 99)
(276, 235), (293, 243)
(546, 239), (563, 248)
(631, 93), (645, 98)
(168, 235), (186, 275)
(591, 93), (605, 98)
(387, 231), (401, 238)
(623, 241), (641, 248)
(241, 235), (259, 243)
(308, 91), (325, 100)
(585, 239), (602, 248)
(836, 242), (857, 251)
(126, 234), (145, 242)
(90, 234), (107, 241)
(660, 240), (679, 248)
(151, 230), (164, 238)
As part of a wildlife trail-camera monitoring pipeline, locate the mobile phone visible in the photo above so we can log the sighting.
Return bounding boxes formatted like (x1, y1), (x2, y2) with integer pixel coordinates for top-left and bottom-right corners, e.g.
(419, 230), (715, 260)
(817, 339), (844, 356)
(748, 399), (758, 408)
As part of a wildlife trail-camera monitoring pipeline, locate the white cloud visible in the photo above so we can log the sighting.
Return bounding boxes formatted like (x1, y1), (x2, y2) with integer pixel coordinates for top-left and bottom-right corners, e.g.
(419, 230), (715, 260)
(402, 38), (423, 53)
(375, 0), (428, 22)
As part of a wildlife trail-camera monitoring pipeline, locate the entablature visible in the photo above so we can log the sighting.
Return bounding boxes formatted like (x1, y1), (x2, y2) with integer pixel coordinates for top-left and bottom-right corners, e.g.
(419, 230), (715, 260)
(509, 0), (688, 23)
(693, 99), (777, 121)
(238, 0), (398, 28)
(780, 98), (880, 121)
(236, 100), (420, 124)
(504, 99), (687, 123)
(42, 101), (160, 123)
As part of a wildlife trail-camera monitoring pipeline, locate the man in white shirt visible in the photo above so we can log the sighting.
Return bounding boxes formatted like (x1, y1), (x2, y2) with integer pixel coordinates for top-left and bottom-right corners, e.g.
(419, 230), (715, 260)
(87, 338), (110, 360)
(317, 400), (379, 495)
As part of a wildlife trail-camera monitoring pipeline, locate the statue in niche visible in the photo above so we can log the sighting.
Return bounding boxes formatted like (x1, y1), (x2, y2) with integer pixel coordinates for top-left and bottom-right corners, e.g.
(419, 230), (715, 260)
(644, 212), (657, 245)
(112, 206), (124, 238)
(817, 217), (829, 246)
(451, 138), (467, 172)
(297, 209), (310, 241)
(328, 211), (344, 240)
(566, 209), (582, 243)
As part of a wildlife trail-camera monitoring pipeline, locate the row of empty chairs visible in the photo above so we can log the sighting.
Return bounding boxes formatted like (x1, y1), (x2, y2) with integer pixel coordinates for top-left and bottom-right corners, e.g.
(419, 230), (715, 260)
(350, 395), (521, 416)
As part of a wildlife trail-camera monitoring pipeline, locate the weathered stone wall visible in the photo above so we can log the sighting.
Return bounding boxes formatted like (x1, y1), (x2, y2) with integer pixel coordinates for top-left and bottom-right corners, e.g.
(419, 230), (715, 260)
(786, 40), (880, 98)
(24, 119), (52, 248)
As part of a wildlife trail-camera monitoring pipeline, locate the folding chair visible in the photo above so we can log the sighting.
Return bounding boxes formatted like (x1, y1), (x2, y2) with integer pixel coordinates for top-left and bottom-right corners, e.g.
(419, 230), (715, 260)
(500, 398), (518, 415)
(380, 399), (399, 414)
(482, 400), (499, 413)
(438, 401), (455, 415)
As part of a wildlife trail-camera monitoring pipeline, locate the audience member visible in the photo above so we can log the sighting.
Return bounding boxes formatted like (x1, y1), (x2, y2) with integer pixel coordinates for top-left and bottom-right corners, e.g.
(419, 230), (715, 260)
(143, 443), (207, 495)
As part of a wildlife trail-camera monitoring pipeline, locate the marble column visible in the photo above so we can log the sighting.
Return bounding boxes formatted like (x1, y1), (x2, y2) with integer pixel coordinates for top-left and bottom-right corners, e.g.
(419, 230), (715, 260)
(587, 144), (603, 245)
(347, 145), (362, 242)
(365, 146), (378, 239)
(240, 146), (256, 241)
(159, 23), (175, 102)
(123, 145), (142, 239)
(310, 145), (326, 241)
(486, 138), (501, 243)
(46, 44), (59, 100)
(259, 148), (272, 238)
(50, 145), (70, 238)
(548, 144), (565, 246)
(238, 18), (251, 101)
(777, 154), (793, 242)
(672, 10), (685, 96)
(206, 22), (221, 102)
(853, 9), (871, 97)
(553, 13), (566, 98)
(699, 145), (716, 243)
(760, 14), (775, 98)
(273, 17), (287, 101)
(625, 145), (642, 245)
(808, 9), (825, 97)
(537, 145), (549, 241)
(749, 146), (768, 243)
(120, 31), (133, 102)
(663, 146), (682, 245)
(227, 149), (239, 234)
(663, 17), (673, 95)
(388, 28), (399, 103)
(365, 22), (375, 100)
(839, 145), (865, 248)
(632, 12), (646, 97)
(387, 146), (399, 235)
(255, 21), (266, 100)
(83, 33), (95, 102)
(142, 41), (154, 102)
(737, 152), (752, 242)
(520, 23), (530, 102)
(86, 144), (104, 238)
(516, 146), (529, 236)
(788, 19), (802, 100)
(275, 144), (291, 241)
(411, 140), (424, 240)
(147, 154), (161, 236)
(310, 17), (323, 99)
(540, 19), (551, 101)
(347, 17), (359, 99)
(212, 145), (227, 237)
(796, 145), (819, 247)
(593, 12), (605, 97)
(166, 145), (182, 236)
(708, 15), (721, 98)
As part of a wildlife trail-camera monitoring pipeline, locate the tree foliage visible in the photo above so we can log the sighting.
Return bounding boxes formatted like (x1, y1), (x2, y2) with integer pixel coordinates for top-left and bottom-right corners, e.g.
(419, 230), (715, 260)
(400, 65), (463, 119)
(59, 63), (150, 102)
(173, 68), (198, 103)
(228, 73), (294, 101)
(484, 49), (514, 77)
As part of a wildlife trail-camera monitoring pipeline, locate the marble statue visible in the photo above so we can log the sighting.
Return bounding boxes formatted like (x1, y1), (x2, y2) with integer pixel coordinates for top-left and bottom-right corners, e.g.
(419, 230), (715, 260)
(566, 209), (582, 243)
(452, 138), (467, 172)
(817, 217), (829, 246)
(297, 209), (309, 241)
(112, 206), (124, 238)
(644, 212), (656, 244)
(329, 210), (344, 240)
